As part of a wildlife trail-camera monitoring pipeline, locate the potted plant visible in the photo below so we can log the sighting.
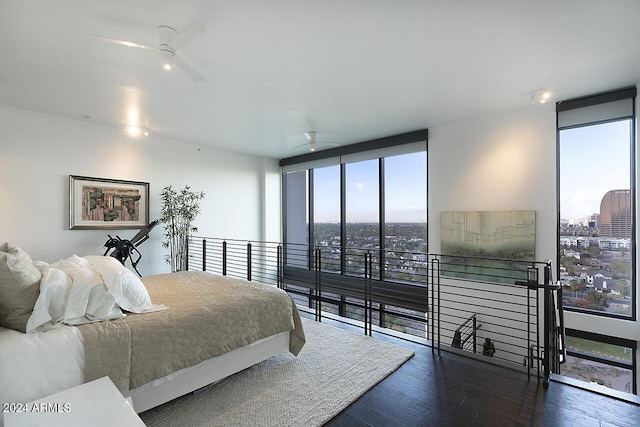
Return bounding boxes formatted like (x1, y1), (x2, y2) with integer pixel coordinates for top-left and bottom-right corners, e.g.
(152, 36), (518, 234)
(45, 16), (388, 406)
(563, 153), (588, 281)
(160, 185), (205, 272)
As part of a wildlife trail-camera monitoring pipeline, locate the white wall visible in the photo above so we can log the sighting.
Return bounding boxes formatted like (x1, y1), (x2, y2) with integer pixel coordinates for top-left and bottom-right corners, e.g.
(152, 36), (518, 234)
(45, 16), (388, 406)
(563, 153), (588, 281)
(0, 104), (278, 276)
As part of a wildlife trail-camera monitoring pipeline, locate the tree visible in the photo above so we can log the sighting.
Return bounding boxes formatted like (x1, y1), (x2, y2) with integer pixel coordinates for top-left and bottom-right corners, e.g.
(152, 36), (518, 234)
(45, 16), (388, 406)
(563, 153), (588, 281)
(561, 256), (577, 275)
(160, 185), (205, 272)
(587, 245), (601, 258)
(568, 279), (585, 298)
(610, 259), (631, 279)
(585, 289), (609, 311)
(617, 279), (630, 299)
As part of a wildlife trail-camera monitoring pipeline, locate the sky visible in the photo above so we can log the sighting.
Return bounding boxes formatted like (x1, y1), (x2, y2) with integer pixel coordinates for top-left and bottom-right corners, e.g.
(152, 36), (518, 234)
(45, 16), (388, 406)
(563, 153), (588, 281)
(313, 151), (427, 223)
(559, 119), (631, 220)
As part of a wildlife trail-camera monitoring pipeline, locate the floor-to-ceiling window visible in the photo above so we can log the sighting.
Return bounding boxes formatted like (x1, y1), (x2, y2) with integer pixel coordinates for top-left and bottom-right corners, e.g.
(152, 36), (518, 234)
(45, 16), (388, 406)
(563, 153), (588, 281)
(559, 121), (634, 317)
(280, 131), (428, 335)
(344, 159), (380, 276)
(384, 151), (428, 282)
(312, 165), (341, 272)
(557, 86), (637, 394)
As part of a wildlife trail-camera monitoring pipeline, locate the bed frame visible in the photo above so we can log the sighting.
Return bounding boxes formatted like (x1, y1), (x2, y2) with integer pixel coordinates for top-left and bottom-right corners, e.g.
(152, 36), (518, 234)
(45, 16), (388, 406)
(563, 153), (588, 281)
(129, 331), (290, 413)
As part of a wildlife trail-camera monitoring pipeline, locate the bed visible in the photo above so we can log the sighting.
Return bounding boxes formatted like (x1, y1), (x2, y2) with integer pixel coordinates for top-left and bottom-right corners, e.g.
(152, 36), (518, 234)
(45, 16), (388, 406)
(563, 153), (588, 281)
(0, 243), (305, 423)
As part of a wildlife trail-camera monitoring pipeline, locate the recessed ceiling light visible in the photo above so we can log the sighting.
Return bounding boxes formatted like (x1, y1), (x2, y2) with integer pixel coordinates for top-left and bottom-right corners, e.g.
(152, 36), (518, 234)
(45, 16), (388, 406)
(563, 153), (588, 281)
(127, 126), (141, 137)
(530, 89), (553, 104)
(126, 126), (148, 137)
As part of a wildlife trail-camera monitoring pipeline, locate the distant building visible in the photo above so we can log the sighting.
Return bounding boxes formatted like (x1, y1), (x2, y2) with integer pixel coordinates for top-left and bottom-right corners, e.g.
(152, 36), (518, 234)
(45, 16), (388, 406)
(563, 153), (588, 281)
(592, 277), (620, 295)
(598, 238), (631, 250)
(600, 190), (631, 238)
(560, 236), (590, 248)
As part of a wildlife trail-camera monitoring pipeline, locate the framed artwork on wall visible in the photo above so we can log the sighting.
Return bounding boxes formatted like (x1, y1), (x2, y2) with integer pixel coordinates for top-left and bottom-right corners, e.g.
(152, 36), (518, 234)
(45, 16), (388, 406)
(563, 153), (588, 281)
(440, 210), (536, 283)
(69, 175), (149, 230)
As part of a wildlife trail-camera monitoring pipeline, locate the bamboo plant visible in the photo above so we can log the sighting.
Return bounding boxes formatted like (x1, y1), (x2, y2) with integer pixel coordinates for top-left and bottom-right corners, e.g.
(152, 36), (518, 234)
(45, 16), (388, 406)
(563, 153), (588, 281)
(160, 185), (205, 272)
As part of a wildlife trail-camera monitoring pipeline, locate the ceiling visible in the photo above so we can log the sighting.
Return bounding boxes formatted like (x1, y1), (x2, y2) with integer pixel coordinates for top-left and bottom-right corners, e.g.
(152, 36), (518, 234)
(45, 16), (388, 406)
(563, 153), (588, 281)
(1, 1), (640, 159)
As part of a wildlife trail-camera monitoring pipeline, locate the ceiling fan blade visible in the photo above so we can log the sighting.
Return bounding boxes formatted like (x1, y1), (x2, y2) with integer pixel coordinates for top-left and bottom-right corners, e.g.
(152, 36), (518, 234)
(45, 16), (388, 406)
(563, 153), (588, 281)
(92, 34), (156, 50)
(170, 19), (206, 50)
(175, 54), (204, 82)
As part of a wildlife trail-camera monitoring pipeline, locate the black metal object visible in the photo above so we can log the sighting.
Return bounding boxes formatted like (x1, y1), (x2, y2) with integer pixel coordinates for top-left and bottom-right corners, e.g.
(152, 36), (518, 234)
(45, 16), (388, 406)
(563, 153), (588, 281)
(364, 251), (372, 336)
(452, 314), (480, 353)
(279, 130), (428, 167)
(103, 219), (159, 276)
(314, 247), (322, 322)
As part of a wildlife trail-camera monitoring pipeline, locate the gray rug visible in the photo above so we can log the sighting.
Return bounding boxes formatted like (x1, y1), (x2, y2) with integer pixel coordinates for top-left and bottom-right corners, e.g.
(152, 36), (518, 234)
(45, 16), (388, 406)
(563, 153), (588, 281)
(140, 317), (414, 426)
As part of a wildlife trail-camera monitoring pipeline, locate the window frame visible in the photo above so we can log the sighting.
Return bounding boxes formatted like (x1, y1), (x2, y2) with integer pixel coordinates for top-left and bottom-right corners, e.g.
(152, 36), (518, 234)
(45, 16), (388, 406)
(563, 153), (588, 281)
(556, 87), (637, 320)
(564, 328), (637, 394)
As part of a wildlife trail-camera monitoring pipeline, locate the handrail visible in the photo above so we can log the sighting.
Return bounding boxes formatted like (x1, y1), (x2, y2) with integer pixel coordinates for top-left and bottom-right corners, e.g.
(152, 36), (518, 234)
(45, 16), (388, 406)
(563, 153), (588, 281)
(452, 313), (481, 353)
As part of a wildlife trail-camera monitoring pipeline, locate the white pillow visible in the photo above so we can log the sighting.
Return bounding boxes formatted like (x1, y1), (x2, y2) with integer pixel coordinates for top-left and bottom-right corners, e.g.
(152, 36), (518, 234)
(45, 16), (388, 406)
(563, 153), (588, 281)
(27, 258), (125, 332)
(65, 283), (124, 325)
(26, 262), (72, 332)
(84, 256), (154, 313)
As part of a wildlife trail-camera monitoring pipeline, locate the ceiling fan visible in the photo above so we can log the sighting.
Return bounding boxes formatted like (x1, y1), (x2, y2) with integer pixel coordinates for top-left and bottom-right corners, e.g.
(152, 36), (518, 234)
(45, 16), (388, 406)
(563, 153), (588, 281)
(93, 19), (206, 82)
(296, 131), (340, 152)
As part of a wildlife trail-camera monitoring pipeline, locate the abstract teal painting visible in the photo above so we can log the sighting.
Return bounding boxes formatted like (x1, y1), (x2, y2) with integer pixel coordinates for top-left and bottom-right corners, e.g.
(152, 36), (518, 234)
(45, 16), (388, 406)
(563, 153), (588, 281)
(440, 210), (536, 283)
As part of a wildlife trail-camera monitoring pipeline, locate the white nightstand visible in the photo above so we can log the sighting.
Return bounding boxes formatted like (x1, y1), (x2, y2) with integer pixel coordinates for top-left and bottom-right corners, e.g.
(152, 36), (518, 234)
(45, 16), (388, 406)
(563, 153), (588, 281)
(3, 377), (145, 427)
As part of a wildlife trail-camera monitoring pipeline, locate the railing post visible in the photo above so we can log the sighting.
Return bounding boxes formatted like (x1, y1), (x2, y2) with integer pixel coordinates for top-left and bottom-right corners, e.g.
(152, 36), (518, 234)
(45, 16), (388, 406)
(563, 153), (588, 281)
(526, 267), (533, 381)
(543, 263), (552, 388)
(430, 257), (440, 354)
(185, 238), (189, 271)
(222, 240), (227, 276)
(364, 251), (372, 336)
(202, 238), (207, 271)
(437, 258), (441, 354)
(277, 244), (282, 289)
(430, 257), (434, 350)
(315, 247), (322, 322)
(247, 242), (252, 281)
(472, 315), (477, 353)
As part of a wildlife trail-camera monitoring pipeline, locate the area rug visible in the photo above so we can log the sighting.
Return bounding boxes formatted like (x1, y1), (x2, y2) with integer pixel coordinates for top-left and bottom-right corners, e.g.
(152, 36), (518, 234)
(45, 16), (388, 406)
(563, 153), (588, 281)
(139, 317), (414, 426)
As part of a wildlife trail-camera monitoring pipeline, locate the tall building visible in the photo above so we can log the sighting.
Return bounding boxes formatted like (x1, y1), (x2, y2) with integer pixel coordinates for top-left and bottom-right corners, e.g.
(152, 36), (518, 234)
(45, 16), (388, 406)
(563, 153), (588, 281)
(599, 190), (632, 238)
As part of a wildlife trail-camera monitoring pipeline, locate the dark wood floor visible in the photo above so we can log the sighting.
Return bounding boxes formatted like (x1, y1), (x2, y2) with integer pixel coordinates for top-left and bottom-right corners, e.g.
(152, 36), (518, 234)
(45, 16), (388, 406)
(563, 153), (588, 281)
(310, 315), (640, 427)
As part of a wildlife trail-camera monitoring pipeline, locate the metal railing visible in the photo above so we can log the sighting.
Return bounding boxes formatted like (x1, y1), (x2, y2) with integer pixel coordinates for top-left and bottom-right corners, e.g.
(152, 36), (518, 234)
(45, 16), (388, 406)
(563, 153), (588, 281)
(451, 314), (480, 353)
(187, 237), (565, 387)
(430, 253), (565, 385)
